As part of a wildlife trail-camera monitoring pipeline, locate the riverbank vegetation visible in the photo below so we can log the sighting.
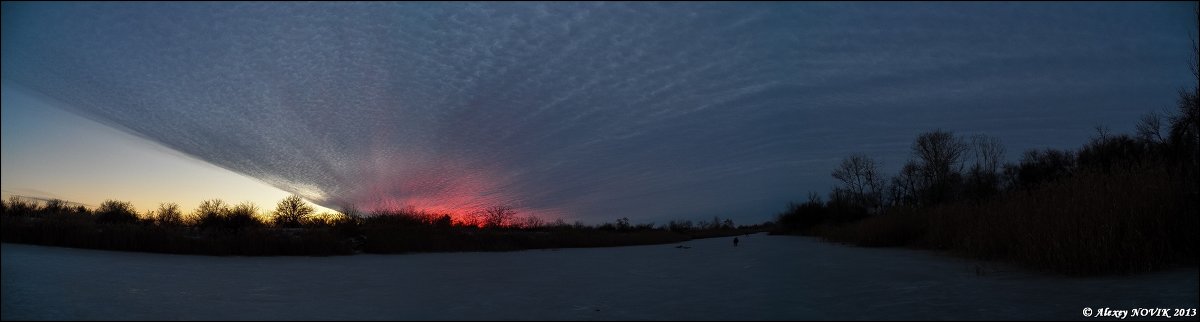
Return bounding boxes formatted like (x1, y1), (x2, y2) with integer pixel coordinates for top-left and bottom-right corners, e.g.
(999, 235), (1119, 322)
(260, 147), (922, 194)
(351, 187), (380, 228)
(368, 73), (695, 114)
(1, 196), (761, 256)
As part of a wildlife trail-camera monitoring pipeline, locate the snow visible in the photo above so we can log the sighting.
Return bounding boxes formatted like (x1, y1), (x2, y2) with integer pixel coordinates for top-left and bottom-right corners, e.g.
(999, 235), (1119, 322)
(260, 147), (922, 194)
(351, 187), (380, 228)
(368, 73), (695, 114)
(3, 234), (1197, 320)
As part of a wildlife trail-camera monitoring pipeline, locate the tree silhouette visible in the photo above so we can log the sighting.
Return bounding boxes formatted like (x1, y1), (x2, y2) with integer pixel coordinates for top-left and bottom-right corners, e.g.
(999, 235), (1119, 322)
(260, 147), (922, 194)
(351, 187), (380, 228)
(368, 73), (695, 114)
(969, 134), (1005, 175)
(227, 201), (262, 233)
(964, 134), (1006, 199)
(477, 205), (516, 228)
(615, 217), (630, 230)
(155, 202), (183, 226)
(1136, 111), (1166, 145)
(193, 199), (228, 231)
(95, 199), (137, 224)
(667, 219), (694, 232)
(774, 192), (827, 232)
(43, 198), (66, 214)
(273, 195), (313, 228)
(1010, 148), (1076, 190)
(1167, 10), (1199, 179)
(433, 214), (453, 228)
(887, 161), (921, 207)
(1084, 132), (1148, 171)
(831, 153), (884, 211)
(5, 196), (35, 216)
(912, 129), (968, 206)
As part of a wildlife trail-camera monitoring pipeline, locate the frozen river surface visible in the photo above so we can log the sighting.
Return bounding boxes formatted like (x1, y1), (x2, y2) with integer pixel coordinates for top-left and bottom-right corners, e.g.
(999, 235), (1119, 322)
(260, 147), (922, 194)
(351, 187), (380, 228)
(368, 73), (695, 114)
(3, 234), (1196, 320)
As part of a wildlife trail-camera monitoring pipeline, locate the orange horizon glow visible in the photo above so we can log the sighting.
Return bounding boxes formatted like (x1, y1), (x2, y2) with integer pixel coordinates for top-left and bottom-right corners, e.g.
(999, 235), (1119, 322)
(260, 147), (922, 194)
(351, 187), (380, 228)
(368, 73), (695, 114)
(3, 85), (564, 227)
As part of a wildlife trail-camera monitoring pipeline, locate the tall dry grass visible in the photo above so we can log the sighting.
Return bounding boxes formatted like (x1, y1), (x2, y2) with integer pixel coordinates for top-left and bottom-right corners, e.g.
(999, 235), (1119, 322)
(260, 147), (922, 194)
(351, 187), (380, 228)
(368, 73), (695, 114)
(813, 161), (1197, 275)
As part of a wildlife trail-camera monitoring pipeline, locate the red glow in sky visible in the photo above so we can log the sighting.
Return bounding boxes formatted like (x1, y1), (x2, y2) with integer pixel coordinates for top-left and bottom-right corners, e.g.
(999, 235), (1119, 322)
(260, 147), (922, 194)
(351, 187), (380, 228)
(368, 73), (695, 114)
(341, 139), (563, 225)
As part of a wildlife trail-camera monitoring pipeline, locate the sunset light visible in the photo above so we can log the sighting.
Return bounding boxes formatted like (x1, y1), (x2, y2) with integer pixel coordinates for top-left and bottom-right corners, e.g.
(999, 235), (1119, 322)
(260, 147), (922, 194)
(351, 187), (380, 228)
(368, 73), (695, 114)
(2, 2), (1196, 321)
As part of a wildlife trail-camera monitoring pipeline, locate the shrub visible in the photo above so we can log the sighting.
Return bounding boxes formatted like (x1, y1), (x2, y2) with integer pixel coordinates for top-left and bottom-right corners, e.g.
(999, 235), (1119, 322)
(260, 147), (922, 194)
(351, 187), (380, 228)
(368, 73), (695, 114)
(5, 196), (36, 217)
(155, 202), (184, 226)
(273, 195), (313, 228)
(95, 200), (138, 224)
(225, 202), (263, 233)
(193, 199), (228, 232)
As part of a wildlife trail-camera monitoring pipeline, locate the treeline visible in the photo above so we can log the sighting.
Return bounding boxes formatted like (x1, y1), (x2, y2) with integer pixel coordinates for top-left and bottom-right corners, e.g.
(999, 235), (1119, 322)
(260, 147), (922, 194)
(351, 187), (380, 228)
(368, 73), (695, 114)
(1, 195), (763, 256)
(1, 196), (358, 256)
(772, 70), (1199, 275)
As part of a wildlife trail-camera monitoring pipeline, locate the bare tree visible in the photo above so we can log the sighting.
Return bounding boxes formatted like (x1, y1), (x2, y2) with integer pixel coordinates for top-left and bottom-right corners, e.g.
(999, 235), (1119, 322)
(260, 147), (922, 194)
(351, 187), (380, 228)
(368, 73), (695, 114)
(831, 153), (884, 210)
(1094, 125), (1111, 141)
(914, 130), (969, 178)
(5, 196), (35, 216)
(196, 199), (227, 216)
(228, 201), (262, 232)
(963, 134), (1007, 199)
(520, 215), (545, 229)
(1012, 148), (1077, 189)
(337, 206), (365, 226)
(156, 202), (183, 226)
(616, 217), (631, 230)
(193, 199), (228, 229)
(43, 198), (66, 214)
(96, 199), (137, 224)
(1136, 112), (1166, 145)
(667, 219), (694, 232)
(477, 205), (516, 228)
(273, 195), (314, 228)
(969, 134), (1006, 175)
(1170, 7), (1200, 180)
(888, 161), (921, 207)
(1168, 9), (1199, 172)
(912, 129), (969, 205)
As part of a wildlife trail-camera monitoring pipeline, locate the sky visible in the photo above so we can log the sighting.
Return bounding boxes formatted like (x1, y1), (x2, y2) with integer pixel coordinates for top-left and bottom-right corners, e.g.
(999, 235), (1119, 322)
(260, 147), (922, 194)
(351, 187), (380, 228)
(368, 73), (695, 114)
(1, 2), (1195, 224)
(0, 86), (339, 214)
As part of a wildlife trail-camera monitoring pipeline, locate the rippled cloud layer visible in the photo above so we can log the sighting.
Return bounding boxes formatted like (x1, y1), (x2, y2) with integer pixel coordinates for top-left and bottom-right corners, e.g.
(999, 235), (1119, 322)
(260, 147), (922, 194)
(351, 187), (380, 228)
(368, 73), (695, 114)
(2, 2), (1194, 222)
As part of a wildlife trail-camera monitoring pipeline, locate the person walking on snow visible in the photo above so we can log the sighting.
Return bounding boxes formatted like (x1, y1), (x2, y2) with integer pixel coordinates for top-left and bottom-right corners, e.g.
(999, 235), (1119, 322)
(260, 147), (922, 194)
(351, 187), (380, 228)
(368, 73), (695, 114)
(733, 236), (740, 247)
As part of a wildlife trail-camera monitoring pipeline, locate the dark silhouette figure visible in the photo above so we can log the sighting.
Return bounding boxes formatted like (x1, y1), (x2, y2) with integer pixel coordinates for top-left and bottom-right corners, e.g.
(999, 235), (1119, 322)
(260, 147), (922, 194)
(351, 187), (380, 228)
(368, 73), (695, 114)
(733, 237), (740, 247)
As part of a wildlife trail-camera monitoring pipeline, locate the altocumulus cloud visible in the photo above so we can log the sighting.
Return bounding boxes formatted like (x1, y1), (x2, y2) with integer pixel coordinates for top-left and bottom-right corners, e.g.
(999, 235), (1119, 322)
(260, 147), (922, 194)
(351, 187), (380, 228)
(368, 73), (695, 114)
(1, 2), (1194, 223)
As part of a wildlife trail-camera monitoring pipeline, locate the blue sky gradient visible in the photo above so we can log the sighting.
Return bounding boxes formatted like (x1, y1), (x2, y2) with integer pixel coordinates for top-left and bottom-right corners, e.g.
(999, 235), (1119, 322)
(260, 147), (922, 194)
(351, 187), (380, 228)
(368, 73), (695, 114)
(2, 2), (1195, 223)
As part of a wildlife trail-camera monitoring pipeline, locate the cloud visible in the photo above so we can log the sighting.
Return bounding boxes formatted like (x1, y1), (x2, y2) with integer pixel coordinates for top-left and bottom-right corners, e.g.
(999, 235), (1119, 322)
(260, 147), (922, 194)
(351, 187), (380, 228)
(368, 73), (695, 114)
(2, 2), (1193, 222)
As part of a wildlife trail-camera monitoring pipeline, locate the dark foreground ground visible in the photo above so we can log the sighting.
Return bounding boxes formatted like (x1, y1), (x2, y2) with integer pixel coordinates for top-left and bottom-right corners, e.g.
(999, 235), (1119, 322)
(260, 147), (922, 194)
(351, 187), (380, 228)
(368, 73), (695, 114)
(3, 234), (1196, 320)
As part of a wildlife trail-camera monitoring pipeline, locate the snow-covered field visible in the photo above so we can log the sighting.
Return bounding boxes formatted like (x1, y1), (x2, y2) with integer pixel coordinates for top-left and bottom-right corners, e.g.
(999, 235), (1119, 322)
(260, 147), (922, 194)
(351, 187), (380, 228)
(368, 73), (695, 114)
(3, 234), (1196, 320)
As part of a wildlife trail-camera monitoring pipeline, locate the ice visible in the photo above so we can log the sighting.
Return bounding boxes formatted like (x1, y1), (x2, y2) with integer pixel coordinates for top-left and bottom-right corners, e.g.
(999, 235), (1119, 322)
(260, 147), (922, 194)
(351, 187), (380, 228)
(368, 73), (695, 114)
(3, 234), (1195, 320)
